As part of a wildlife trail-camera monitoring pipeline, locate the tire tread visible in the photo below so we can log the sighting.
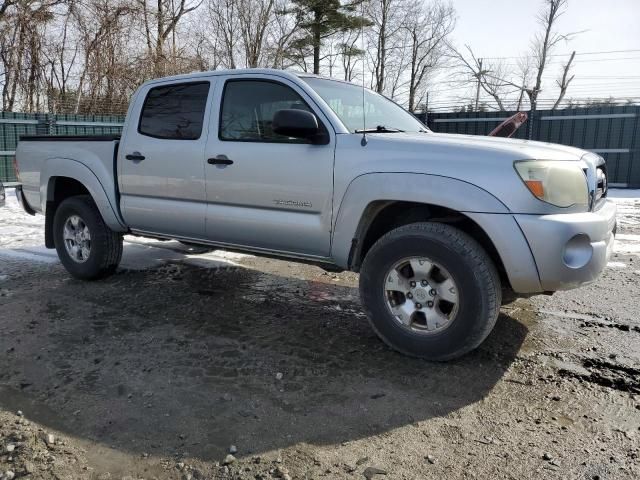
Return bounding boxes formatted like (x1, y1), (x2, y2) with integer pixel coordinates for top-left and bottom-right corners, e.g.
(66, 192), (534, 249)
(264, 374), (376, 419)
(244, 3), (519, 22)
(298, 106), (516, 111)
(359, 221), (501, 360)
(53, 195), (123, 280)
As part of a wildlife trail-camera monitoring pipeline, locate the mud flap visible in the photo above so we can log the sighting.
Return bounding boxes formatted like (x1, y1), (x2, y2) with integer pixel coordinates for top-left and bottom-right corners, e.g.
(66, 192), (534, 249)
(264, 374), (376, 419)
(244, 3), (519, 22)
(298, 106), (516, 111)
(45, 200), (55, 248)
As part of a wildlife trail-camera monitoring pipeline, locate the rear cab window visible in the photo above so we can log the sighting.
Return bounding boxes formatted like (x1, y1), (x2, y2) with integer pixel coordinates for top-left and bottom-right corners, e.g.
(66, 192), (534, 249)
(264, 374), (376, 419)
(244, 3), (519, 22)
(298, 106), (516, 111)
(138, 82), (210, 140)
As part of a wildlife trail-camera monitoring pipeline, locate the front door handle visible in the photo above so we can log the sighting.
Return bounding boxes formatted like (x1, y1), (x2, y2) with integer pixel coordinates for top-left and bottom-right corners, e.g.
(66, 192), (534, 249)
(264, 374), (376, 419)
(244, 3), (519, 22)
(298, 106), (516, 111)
(207, 155), (234, 166)
(126, 152), (145, 161)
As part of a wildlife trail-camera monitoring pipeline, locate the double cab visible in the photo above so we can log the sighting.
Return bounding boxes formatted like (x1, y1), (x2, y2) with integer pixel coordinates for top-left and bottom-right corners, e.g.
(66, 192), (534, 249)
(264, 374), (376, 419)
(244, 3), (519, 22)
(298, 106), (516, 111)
(14, 69), (617, 360)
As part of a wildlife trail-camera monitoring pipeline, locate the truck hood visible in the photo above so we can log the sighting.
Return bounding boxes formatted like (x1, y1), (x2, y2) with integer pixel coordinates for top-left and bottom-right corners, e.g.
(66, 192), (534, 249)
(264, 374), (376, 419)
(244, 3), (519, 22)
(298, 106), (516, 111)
(383, 131), (589, 162)
(334, 131), (601, 216)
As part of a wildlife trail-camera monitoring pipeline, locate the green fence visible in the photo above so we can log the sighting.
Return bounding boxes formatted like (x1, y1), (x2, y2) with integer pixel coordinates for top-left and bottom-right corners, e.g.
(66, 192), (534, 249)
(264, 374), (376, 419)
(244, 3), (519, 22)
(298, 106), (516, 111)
(419, 105), (640, 187)
(2, 107), (639, 187)
(0, 112), (125, 182)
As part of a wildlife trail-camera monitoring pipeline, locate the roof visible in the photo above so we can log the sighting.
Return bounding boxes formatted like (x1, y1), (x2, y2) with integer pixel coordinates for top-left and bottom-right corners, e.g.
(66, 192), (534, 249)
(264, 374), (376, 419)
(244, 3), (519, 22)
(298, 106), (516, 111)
(140, 68), (350, 87)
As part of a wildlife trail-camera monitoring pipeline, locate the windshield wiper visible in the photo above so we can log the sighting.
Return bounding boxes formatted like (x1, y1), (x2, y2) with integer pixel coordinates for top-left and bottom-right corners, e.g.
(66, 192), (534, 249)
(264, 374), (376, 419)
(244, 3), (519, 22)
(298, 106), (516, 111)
(355, 125), (405, 133)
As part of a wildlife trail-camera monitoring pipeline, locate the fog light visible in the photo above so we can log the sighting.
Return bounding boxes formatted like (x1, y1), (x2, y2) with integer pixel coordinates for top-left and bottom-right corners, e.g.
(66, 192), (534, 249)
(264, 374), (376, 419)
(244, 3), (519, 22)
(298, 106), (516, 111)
(563, 234), (593, 269)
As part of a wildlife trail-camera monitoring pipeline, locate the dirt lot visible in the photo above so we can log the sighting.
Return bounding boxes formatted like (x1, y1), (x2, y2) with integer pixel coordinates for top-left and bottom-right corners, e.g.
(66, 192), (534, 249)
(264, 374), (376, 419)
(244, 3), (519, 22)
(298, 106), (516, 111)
(1, 191), (639, 480)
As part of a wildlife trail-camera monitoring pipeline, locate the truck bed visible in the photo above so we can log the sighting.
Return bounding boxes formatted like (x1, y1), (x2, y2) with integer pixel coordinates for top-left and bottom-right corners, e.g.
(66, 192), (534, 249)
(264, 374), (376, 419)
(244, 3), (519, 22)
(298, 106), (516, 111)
(16, 135), (121, 215)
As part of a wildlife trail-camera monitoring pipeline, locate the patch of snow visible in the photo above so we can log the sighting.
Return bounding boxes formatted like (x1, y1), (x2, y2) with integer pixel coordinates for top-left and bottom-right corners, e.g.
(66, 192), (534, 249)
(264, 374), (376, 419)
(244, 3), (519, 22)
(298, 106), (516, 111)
(123, 236), (249, 260)
(0, 189), (246, 271)
(615, 233), (640, 241)
(120, 242), (239, 270)
(183, 255), (240, 269)
(0, 188), (46, 248)
(204, 250), (247, 261)
(0, 246), (58, 264)
(613, 233), (640, 255)
(2, 186), (639, 270)
(608, 189), (640, 200)
(606, 261), (627, 269)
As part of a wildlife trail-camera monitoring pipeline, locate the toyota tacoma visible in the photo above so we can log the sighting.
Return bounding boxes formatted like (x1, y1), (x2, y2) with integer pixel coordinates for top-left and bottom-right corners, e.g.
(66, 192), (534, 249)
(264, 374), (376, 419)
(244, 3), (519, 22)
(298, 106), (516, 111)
(14, 69), (616, 360)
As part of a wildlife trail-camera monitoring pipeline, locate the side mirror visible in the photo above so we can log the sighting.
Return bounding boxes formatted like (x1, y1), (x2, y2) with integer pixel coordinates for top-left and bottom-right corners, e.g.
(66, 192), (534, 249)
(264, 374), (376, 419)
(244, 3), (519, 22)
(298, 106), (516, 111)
(272, 109), (328, 144)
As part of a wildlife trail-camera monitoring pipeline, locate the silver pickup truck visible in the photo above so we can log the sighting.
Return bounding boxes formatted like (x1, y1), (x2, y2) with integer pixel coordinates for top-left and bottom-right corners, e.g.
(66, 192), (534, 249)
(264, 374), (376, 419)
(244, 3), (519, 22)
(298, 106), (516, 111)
(15, 68), (616, 360)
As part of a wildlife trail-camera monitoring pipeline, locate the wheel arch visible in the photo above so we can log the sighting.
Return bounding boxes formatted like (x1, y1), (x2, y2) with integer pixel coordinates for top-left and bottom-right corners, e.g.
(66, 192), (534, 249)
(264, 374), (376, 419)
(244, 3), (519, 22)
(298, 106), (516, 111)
(42, 160), (127, 247)
(349, 200), (510, 288)
(331, 173), (542, 294)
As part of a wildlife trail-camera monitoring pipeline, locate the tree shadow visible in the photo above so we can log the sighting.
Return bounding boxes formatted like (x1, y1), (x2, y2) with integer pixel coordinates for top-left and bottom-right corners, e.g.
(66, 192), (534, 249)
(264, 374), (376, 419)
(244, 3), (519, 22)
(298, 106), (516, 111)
(0, 256), (529, 461)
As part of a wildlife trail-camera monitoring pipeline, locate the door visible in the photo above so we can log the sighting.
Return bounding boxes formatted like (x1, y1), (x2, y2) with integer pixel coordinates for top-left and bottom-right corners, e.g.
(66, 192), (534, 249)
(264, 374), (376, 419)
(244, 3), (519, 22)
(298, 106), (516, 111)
(204, 75), (335, 257)
(118, 79), (213, 238)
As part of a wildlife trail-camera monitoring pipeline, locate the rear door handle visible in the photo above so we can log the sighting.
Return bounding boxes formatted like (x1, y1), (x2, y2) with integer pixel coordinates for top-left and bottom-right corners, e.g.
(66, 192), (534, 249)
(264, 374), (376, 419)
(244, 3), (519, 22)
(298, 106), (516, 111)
(126, 152), (145, 161)
(207, 155), (233, 166)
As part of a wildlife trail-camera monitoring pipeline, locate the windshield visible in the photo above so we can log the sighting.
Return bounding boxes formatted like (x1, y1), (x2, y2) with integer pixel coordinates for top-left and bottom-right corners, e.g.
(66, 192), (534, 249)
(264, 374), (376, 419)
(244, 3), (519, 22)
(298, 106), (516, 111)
(302, 77), (428, 134)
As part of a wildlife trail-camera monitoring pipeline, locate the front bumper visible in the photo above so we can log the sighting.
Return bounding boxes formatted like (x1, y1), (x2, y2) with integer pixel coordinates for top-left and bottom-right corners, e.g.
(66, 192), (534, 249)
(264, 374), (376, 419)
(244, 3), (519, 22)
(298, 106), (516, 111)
(515, 199), (617, 291)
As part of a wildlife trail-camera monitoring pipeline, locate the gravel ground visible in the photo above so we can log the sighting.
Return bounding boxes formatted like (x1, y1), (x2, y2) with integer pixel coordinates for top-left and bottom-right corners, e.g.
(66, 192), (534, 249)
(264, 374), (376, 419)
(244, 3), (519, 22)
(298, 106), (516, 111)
(0, 190), (639, 480)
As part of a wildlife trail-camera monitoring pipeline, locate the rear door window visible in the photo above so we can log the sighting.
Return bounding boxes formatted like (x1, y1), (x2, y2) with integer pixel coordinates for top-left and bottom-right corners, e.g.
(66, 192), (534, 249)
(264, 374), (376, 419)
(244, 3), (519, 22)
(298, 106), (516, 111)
(139, 82), (210, 140)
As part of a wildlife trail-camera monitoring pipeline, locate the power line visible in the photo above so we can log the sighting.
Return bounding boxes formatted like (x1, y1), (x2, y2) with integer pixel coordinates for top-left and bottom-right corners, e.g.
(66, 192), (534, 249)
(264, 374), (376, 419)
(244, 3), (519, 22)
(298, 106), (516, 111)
(569, 75), (640, 79)
(478, 49), (640, 61)
(425, 95), (640, 106)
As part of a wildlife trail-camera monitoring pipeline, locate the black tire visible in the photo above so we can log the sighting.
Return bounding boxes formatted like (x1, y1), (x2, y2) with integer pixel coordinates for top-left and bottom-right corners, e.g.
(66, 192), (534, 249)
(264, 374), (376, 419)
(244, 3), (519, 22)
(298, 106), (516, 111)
(53, 195), (123, 280)
(359, 222), (501, 361)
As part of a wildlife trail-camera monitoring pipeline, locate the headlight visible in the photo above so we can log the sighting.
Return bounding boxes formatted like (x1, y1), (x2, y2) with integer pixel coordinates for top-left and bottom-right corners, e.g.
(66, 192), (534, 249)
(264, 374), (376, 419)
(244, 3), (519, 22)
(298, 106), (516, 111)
(514, 160), (588, 208)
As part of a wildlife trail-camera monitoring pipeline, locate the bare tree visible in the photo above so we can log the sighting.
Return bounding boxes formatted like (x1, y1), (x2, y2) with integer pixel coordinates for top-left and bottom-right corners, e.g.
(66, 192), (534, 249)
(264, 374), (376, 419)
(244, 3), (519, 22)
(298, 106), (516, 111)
(514, 58), (532, 110)
(524, 0), (575, 112)
(207, 0), (239, 68)
(236, 0), (275, 67)
(139, 0), (202, 76)
(453, 0), (578, 113)
(0, 0), (458, 114)
(452, 48), (510, 111)
(0, 0), (17, 19)
(264, 0), (301, 68)
(72, 0), (134, 112)
(384, 39), (411, 100)
(39, 3), (79, 112)
(552, 50), (575, 109)
(367, 0), (409, 94)
(403, 0), (455, 111)
(0, 0), (64, 111)
(335, 28), (362, 81)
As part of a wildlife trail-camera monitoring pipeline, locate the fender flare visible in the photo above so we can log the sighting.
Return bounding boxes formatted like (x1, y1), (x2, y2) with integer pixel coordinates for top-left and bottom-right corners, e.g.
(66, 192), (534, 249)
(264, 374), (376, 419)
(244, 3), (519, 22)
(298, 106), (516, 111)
(331, 173), (509, 266)
(330, 172), (541, 293)
(41, 157), (127, 233)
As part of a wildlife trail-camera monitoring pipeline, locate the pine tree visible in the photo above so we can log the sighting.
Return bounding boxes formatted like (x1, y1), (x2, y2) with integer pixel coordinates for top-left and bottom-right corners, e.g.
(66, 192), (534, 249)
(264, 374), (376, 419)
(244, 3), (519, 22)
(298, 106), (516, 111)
(289, 0), (368, 74)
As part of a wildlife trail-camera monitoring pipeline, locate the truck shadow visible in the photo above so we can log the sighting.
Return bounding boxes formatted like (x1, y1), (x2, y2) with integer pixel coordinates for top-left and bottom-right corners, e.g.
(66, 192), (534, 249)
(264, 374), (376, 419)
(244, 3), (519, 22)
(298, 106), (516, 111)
(0, 256), (529, 462)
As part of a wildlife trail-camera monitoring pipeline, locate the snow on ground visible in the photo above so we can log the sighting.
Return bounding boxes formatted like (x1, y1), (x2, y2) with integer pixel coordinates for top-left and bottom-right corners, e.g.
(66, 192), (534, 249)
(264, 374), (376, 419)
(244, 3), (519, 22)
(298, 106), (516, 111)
(608, 189), (640, 199)
(1, 187), (638, 270)
(609, 189), (640, 261)
(0, 188), (247, 270)
(0, 188), (45, 248)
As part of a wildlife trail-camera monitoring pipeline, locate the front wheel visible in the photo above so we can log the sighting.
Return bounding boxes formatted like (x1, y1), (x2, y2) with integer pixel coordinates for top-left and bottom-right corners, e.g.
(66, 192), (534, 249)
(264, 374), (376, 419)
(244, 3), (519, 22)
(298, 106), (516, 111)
(359, 222), (501, 361)
(53, 195), (123, 280)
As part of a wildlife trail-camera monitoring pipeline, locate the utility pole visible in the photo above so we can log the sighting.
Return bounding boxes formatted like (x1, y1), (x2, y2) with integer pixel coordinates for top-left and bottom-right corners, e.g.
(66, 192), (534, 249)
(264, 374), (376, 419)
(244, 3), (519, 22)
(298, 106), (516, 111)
(474, 58), (483, 112)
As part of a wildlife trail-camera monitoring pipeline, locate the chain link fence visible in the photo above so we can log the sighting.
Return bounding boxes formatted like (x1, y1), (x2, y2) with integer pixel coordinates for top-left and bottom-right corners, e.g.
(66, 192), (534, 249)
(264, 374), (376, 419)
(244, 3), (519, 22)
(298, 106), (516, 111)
(0, 112), (125, 182)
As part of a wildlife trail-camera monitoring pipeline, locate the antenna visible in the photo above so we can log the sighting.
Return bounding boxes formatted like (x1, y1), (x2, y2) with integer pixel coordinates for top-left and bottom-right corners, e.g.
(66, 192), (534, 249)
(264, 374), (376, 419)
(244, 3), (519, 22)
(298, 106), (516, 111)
(360, 0), (367, 147)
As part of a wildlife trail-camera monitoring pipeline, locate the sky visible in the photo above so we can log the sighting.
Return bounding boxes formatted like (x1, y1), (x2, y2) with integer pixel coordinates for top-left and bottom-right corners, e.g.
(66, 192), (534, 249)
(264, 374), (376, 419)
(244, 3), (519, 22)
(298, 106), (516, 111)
(430, 0), (640, 110)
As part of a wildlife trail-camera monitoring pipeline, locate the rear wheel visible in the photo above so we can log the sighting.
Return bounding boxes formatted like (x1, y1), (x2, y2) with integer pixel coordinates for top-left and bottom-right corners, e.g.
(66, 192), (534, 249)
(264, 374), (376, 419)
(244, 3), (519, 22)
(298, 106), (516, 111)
(359, 222), (501, 360)
(53, 195), (123, 280)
